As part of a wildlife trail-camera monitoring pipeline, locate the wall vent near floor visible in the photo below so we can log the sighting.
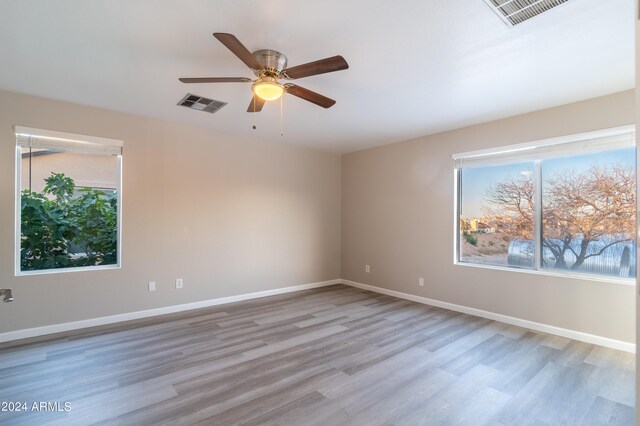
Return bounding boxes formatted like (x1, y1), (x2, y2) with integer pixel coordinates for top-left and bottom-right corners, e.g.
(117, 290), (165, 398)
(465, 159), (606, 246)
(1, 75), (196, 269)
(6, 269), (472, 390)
(483, 0), (572, 26)
(177, 93), (227, 114)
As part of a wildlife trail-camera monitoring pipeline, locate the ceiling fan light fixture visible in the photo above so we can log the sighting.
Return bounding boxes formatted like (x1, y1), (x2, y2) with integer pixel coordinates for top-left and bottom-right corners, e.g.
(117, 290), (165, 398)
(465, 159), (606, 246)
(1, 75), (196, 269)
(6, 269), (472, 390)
(252, 77), (284, 101)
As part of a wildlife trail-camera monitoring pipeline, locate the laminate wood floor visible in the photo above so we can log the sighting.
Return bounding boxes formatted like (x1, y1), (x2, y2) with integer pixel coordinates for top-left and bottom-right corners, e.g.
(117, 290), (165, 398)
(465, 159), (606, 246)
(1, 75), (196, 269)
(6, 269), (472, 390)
(0, 284), (634, 425)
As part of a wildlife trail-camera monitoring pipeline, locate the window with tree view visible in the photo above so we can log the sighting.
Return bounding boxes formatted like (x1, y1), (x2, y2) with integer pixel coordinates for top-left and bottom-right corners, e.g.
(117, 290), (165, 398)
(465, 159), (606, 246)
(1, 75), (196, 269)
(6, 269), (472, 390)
(16, 127), (122, 274)
(455, 128), (636, 280)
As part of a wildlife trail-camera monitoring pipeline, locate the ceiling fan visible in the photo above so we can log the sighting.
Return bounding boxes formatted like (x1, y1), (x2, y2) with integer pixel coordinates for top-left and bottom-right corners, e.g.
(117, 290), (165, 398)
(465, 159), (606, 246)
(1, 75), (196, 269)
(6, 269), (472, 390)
(179, 33), (349, 112)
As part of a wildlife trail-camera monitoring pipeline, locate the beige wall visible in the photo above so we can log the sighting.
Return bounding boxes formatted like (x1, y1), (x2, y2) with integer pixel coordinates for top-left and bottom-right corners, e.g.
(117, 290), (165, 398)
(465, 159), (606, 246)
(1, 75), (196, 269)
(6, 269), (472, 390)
(342, 90), (636, 343)
(0, 89), (341, 333)
(1, 87), (635, 344)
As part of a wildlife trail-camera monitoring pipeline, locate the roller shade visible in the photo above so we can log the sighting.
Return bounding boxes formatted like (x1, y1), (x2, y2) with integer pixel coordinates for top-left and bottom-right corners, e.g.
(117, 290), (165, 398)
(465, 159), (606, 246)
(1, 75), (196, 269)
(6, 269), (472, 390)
(453, 126), (635, 169)
(15, 126), (123, 156)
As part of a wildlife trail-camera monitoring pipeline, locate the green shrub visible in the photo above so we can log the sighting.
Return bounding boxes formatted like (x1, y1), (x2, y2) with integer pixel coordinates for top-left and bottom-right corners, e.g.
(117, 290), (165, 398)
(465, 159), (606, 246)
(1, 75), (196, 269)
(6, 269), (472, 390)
(21, 173), (117, 271)
(464, 233), (478, 246)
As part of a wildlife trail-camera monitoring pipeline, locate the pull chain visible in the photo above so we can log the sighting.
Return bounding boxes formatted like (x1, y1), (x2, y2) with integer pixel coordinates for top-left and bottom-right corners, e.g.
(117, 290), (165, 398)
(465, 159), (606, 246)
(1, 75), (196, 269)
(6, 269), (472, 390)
(280, 95), (284, 136)
(252, 96), (257, 130)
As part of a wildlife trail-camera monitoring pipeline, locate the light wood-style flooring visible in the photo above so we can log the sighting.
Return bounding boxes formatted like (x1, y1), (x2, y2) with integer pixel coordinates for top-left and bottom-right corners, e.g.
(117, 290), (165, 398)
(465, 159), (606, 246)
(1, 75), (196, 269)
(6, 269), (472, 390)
(0, 284), (635, 425)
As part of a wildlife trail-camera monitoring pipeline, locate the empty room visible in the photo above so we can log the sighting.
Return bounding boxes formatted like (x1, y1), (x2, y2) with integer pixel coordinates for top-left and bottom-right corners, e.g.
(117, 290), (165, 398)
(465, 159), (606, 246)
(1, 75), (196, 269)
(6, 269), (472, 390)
(0, 0), (637, 425)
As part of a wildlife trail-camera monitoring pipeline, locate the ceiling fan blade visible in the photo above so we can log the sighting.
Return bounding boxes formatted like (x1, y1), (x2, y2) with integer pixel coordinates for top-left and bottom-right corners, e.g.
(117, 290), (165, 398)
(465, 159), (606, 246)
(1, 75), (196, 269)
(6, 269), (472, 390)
(179, 77), (251, 83)
(285, 84), (336, 108)
(247, 95), (265, 113)
(282, 55), (349, 79)
(213, 33), (264, 71)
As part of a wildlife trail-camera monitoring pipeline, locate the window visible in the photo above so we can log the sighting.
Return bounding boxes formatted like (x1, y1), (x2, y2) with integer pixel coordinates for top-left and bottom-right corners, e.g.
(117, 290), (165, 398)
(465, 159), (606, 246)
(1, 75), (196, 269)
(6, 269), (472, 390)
(15, 127), (123, 274)
(454, 126), (636, 281)
(459, 161), (535, 268)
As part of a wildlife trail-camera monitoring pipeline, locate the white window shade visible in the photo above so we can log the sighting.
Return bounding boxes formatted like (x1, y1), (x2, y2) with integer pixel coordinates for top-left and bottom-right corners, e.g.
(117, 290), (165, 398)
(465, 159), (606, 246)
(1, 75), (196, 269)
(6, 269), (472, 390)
(453, 126), (635, 169)
(15, 126), (123, 156)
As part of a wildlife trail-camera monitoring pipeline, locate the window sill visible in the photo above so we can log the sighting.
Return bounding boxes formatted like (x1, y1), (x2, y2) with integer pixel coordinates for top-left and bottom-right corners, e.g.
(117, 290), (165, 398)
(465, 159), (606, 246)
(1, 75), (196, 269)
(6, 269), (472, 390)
(454, 261), (636, 286)
(16, 264), (121, 277)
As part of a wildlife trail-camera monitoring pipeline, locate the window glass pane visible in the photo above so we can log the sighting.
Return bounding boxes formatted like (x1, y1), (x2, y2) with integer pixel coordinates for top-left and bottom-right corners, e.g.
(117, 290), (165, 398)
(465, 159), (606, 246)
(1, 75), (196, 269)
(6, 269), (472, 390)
(541, 148), (636, 277)
(20, 148), (119, 272)
(459, 162), (535, 268)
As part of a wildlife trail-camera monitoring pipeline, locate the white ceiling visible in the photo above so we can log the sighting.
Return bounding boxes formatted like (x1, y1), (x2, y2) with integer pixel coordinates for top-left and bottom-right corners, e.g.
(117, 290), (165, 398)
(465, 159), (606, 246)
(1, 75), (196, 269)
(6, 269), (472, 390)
(0, 0), (634, 153)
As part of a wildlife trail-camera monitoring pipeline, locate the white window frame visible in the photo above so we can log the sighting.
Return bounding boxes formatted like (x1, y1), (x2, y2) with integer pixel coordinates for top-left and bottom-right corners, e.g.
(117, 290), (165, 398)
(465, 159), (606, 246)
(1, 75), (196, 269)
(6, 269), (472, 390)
(14, 126), (123, 276)
(453, 125), (636, 286)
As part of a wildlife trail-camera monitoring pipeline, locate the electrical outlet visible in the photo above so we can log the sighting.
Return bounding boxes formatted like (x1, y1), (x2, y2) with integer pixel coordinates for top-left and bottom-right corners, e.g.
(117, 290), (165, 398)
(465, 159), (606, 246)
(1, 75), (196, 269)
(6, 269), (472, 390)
(365, 264), (370, 273)
(176, 278), (183, 289)
(419, 277), (425, 287)
(148, 281), (156, 292)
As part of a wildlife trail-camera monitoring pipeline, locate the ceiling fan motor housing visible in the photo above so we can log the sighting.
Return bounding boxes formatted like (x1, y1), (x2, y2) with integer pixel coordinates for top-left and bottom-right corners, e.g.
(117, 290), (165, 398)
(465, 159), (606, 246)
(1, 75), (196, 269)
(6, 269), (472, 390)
(252, 49), (288, 76)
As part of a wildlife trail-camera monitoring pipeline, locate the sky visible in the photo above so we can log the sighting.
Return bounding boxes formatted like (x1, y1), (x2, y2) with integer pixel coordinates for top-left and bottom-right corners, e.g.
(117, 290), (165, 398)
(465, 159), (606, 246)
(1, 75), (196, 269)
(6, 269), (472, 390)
(460, 147), (635, 218)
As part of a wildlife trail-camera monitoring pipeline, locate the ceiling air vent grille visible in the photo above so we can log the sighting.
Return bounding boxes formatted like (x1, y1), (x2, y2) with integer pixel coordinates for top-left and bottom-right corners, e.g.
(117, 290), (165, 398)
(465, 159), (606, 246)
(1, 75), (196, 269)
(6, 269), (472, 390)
(484, 0), (571, 26)
(177, 93), (227, 114)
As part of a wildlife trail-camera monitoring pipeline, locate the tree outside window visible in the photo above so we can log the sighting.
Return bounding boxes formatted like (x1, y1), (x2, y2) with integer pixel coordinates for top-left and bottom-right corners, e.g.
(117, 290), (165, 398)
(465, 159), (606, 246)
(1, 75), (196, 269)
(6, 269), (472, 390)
(458, 145), (636, 278)
(16, 128), (122, 274)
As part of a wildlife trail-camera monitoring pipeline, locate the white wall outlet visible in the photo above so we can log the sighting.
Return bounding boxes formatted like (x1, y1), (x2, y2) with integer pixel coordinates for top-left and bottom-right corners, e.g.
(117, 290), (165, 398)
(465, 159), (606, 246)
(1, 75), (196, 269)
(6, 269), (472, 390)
(148, 281), (156, 292)
(419, 277), (425, 287)
(365, 264), (371, 273)
(176, 278), (183, 289)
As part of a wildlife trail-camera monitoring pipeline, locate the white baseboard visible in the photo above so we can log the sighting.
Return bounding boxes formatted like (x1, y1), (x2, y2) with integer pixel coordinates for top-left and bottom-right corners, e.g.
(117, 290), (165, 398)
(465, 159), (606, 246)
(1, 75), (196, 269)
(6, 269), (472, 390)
(0, 279), (341, 344)
(2, 278), (634, 353)
(341, 279), (636, 353)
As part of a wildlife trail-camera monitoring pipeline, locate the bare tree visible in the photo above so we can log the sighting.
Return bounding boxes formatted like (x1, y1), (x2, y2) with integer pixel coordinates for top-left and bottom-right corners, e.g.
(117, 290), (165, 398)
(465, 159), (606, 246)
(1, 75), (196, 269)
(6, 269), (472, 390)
(484, 163), (636, 270)
(484, 175), (535, 240)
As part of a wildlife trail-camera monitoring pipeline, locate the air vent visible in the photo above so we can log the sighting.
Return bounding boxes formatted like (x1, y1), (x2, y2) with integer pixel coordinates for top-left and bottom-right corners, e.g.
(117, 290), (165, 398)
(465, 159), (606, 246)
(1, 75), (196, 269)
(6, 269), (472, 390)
(177, 93), (227, 114)
(483, 0), (571, 26)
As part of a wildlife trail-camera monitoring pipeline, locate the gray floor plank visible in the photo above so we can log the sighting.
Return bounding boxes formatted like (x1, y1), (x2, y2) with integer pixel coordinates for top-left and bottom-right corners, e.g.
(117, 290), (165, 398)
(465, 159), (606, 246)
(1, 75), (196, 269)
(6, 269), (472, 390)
(0, 284), (634, 426)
